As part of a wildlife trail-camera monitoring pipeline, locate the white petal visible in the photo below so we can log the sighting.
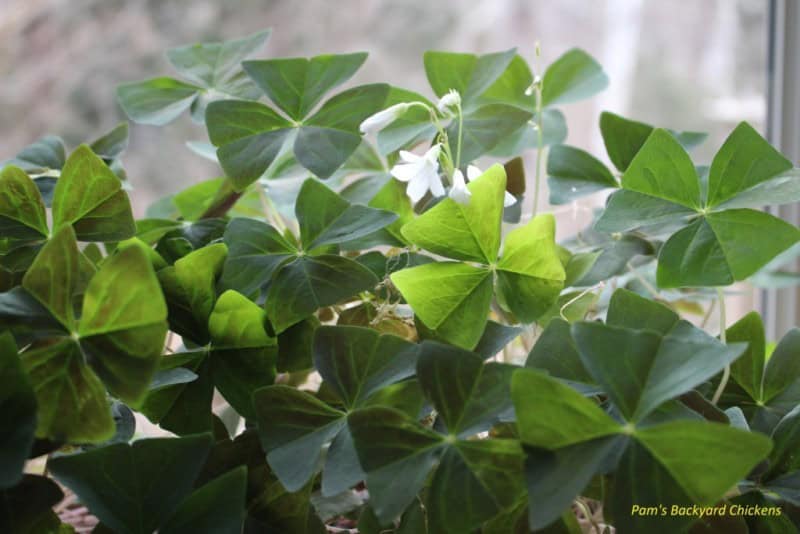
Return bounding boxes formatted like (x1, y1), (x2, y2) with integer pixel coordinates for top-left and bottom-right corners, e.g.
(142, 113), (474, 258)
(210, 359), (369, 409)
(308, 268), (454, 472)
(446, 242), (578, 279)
(449, 170), (472, 205)
(406, 176), (429, 203)
(504, 191), (517, 207)
(390, 162), (422, 182)
(423, 144), (442, 162)
(467, 165), (482, 181)
(428, 171), (445, 198)
(398, 150), (421, 163)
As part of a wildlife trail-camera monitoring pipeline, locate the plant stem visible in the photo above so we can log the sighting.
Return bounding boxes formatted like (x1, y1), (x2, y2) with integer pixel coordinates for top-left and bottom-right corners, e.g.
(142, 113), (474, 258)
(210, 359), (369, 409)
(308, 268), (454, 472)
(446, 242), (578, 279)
(532, 43), (545, 218)
(711, 287), (729, 405)
(455, 102), (464, 170)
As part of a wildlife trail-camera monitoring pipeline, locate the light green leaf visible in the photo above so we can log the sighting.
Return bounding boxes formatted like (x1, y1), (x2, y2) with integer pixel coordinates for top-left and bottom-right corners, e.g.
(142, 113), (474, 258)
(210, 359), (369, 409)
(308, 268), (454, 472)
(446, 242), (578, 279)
(172, 178), (225, 221)
(173, 243), (227, 326)
(22, 225), (79, 330)
(620, 129), (701, 209)
(265, 255), (378, 333)
(48, 434), (213, 534)
(401, 164), (506, 263)
(243, 52), (367, 119)
(512, 368), (622, 449)
(496, 214), (566, 322)
(117, 77), (202, 126)
(51, 145), (135, 241)
(22, 339), (114, 443)
(541, 48), (608, 107)
(295, 179), (397, 250)
(391, 262), (493, 350)
(208, 290), (276, 419)
(0, 166), (48, 240)
(546, 144), (617, 204)
(0, 333), (37, 489)
(78, 243), (167, 405)
(634, 420), (772, 504)
(706, 122), (793, 207)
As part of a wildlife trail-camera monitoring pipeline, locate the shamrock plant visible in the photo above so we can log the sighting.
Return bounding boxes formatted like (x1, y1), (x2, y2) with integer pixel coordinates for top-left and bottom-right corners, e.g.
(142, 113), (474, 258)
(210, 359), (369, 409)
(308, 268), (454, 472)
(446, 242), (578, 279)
(2, 28), (800, 534)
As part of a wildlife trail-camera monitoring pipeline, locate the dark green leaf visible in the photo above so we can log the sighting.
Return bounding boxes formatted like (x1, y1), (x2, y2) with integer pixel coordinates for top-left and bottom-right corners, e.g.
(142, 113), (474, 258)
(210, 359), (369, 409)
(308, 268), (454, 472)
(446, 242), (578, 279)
(313, 325), (418, 409)
(243, 52), (367, 119)
(295, 178), (397, 250)
(205, 100), (293, 190)
(253, 385), (346, 492)
(295, 84), (390, 178)
(547, 144), (617, 204)
(48, 434), (213, 534)
(447, 103), (532, 163)
(0, 475), (65, 534)
(220, 218), (296, 298)
(348, 406), (444, 523)
(265, 254), (378, 333)
(0, 333), (37, 489)
(160, 466), (247, 534)
(572, 318), (744, 421)
(117, 77), (201, 126)
(417, 342), (515, 437)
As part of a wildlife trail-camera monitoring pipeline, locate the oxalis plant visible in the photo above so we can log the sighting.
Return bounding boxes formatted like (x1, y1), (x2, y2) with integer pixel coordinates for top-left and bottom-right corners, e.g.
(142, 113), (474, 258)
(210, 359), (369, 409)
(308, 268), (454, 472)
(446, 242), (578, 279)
(2, 28), (800, 534)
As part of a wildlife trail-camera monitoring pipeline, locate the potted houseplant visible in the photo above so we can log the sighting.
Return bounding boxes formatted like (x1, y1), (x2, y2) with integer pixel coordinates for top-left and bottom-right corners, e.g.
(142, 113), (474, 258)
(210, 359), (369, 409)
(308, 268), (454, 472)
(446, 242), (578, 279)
(1, 28), (799, 533)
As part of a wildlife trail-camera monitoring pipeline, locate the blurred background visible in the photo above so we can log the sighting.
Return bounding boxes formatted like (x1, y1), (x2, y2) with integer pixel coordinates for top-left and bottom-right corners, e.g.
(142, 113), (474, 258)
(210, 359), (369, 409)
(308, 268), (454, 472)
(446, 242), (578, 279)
(0, 0), (782, 325)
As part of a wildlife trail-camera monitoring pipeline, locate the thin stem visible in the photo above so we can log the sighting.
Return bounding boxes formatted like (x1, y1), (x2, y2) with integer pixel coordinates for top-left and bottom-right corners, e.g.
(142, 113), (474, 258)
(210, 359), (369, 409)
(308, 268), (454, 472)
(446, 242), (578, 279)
(455, 102), (464, 169)
(257, 183), (288, 234)
(532, 43), (545, 218)
(711, 287), (729, 405)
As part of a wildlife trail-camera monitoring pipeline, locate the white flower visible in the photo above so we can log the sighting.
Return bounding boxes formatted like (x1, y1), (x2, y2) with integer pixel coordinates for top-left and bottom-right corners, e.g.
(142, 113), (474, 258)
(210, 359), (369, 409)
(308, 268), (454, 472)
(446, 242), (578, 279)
(437, 89), (461, 114)
(359, 103), (411, 135)
(449, 169), (471, 205)
(467, 165), (517, 207)
(390, 144), (443, 203)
